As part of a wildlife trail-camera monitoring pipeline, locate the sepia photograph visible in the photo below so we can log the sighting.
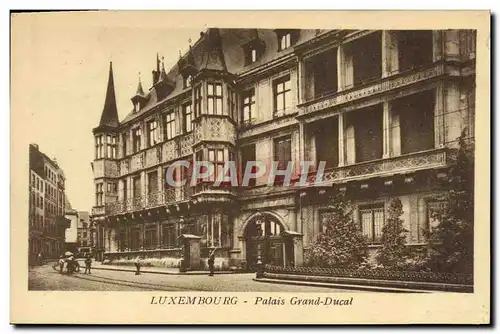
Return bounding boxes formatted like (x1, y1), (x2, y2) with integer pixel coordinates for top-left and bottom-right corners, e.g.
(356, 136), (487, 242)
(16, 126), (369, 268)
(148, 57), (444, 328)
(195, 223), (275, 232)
(10, 10), (490, 324)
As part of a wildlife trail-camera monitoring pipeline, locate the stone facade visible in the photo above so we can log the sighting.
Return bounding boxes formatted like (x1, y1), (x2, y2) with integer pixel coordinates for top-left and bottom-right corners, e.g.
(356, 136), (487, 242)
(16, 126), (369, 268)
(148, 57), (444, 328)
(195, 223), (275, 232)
(90, 29), (476, 270)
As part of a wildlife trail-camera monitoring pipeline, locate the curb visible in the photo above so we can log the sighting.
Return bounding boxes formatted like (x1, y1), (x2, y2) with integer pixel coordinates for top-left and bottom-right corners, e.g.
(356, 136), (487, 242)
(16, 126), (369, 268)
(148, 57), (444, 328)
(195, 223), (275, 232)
(253, 278), (432, 293)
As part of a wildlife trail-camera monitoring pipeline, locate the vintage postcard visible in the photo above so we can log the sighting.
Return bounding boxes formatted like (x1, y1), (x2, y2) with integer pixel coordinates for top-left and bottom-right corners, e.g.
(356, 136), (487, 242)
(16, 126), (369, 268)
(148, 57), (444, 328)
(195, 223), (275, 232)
(10, 10), (490, 324)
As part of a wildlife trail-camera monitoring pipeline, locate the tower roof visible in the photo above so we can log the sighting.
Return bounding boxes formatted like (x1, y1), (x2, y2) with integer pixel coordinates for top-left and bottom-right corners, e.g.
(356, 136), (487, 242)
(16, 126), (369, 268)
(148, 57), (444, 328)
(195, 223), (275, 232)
(96, 62), (119, 130)
(135, 74), (145, 97)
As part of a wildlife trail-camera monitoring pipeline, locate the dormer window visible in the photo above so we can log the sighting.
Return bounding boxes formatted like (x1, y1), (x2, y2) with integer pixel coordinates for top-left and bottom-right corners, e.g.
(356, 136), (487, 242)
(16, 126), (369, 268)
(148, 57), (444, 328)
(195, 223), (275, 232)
(243, 39), (264, 66)
(276, 29), (298, 51)
(135, 101), (141, 113)
(183, 74), (193, 89)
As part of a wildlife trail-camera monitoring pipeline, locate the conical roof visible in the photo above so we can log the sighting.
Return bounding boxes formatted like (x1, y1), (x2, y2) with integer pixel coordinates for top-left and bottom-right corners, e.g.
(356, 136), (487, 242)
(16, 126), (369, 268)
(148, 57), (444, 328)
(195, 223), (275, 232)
(97, 62), (119, 129)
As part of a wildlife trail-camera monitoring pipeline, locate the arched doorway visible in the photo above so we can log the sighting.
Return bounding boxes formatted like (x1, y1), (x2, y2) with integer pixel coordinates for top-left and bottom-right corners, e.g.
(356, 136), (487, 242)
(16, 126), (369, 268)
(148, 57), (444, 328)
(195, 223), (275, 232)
(244, 213), (289, 270)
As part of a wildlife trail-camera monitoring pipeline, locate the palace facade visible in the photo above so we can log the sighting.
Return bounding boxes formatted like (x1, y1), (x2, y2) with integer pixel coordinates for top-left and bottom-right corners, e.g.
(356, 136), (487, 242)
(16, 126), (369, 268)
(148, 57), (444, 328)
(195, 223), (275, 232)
(90, 29), (476, 270)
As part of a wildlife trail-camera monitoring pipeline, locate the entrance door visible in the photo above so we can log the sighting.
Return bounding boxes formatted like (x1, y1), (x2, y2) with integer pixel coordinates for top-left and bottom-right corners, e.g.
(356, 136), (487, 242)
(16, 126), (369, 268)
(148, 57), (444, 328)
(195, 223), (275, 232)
(244, 214), (285, 270)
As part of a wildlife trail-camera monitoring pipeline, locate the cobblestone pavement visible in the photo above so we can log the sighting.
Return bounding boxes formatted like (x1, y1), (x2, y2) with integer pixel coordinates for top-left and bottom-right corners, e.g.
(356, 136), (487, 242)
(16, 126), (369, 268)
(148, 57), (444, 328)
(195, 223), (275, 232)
(29, 262), (364, 292)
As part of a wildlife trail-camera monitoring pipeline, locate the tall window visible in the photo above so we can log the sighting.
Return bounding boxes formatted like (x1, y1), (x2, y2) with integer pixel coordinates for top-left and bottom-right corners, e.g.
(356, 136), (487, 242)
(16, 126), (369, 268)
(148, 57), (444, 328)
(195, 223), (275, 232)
(273, 75), (291, 117)
(360, 205), (385, 245)
(147, 120), (160, 147)
(145, 226), (157, 249)
(241, 144), (256, 186)
(208, 149), (224, 182)
(183, 103), (193, 133)
(122, 133), (128, 157)
(95, 135), (103, 159)
(132, 128), (142, 153)
(162, 224), (177, 248)
(147, 171), (158, 194)
(194, 85), (202, 118)
(164, 112), (175, 140)
(95, 183), (103, 206)
(107, 182), (117, 193)
(241, 88), (255, 125)
(274, 136), (292, 170)
(207, 83), (223, 115)
(228, 87), (236, 120)
(132, 176), (141, 198)
(273, 136), (292, 184)
(105, 135), (116, 158)
(427, 201), (446, 231)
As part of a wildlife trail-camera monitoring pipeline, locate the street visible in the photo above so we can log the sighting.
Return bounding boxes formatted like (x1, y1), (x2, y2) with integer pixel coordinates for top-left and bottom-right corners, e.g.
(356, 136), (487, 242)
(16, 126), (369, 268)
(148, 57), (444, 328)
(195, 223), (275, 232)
(29, 262), (363, 292)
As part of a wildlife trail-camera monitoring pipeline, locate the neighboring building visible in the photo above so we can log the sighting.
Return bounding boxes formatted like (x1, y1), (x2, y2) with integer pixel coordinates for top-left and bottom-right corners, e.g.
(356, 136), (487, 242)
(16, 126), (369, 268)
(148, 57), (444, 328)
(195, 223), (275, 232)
(64, 195), (78, 252)
(77, 211), (92, 247)
(90, 29), (476, 270)
(29, 144), (70, 261)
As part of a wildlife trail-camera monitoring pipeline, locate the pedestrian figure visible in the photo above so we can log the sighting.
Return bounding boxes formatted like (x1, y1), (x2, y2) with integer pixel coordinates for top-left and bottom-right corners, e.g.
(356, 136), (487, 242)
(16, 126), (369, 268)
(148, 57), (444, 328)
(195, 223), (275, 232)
(84, 255), (92, 274)
(208, 248), (217, 277)
(67, 256), (74, 275)
(58, 255), (65, 274)
(135, 257), (141, 275)
(37, 252), (43, 266)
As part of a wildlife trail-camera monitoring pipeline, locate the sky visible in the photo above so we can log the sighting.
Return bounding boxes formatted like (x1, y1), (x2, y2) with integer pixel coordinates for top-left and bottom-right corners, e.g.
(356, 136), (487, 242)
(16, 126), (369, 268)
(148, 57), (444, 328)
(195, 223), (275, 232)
(12, 12), (206, 211)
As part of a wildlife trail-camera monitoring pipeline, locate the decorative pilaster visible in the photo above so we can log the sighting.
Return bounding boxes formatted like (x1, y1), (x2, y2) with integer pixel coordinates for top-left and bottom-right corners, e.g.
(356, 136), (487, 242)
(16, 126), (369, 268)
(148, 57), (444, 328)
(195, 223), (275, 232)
(434, 83), (446, 148)
(382, 101), (392, 158)
(337, 113), (345, 167)
(382, 30), (399, 78)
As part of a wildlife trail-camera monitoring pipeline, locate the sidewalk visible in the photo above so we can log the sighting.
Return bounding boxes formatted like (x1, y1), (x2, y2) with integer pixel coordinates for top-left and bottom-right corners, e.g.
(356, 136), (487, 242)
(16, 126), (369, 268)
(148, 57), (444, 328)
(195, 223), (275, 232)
(88, 262), (236, 275)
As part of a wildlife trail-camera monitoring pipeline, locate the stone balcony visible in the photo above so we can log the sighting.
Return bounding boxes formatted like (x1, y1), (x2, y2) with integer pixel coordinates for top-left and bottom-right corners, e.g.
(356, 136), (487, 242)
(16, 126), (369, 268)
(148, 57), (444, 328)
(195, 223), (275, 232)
(305, 148), (449, 186)
(104, 186), (193, 216)
(298, 62), (445, 117)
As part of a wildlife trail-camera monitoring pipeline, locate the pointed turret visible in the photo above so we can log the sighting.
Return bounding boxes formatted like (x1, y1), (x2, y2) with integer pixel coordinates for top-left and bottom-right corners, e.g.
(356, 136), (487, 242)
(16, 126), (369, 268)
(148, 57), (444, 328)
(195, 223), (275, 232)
(131, 72), (147, 112)
(95, 62), (119, 131)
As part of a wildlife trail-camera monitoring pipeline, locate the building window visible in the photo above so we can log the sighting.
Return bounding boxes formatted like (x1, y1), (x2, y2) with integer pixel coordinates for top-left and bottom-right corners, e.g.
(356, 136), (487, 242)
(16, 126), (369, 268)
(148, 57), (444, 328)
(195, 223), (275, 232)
(228, 87), (236, 120)
(162, 224), (177, 248)
(194, 85), (202, 118)
(241, 88), (255, 125)
(95, 183), (104, 206)
(241, 144), (256, 186)
(147, 120), (160, 147)
(164, 112), (175, 140)
(95, 135), (104, 159)
(122, 133), (128, 157)
(273, 75), (291, 117)
(277, 31), (293, 51)
(183, 103), (193, 133)
(106, 135), (116, 158)
(208, 149), (224, 182)
(147, 171), (158, 194)
(145, 226), (157, 249)
(427, 201), (446, 231)
(274, 135), (292, 170)
(132, 176), (141, 199)
(107, 182), (117, 193)
(183, 74), (193, 89)
(207, 83), (223, 115)
(132, 128), (142, 153)
(360, 205), (385, 245)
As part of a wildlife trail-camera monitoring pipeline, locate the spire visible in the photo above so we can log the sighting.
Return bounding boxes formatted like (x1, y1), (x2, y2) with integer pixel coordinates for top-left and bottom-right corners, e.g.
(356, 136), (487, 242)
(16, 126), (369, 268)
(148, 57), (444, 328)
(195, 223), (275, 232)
(97, 62), (119, 129)
(135, 72), (145, 97)
(159, 56), (167, 81)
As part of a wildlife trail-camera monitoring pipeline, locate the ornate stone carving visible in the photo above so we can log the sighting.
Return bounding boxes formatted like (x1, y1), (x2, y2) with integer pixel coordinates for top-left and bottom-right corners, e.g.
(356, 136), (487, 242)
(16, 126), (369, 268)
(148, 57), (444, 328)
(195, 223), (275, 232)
(162, 140), (176, 163)
(179, 133), (193, 157)
(130, 152), (144, 173)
